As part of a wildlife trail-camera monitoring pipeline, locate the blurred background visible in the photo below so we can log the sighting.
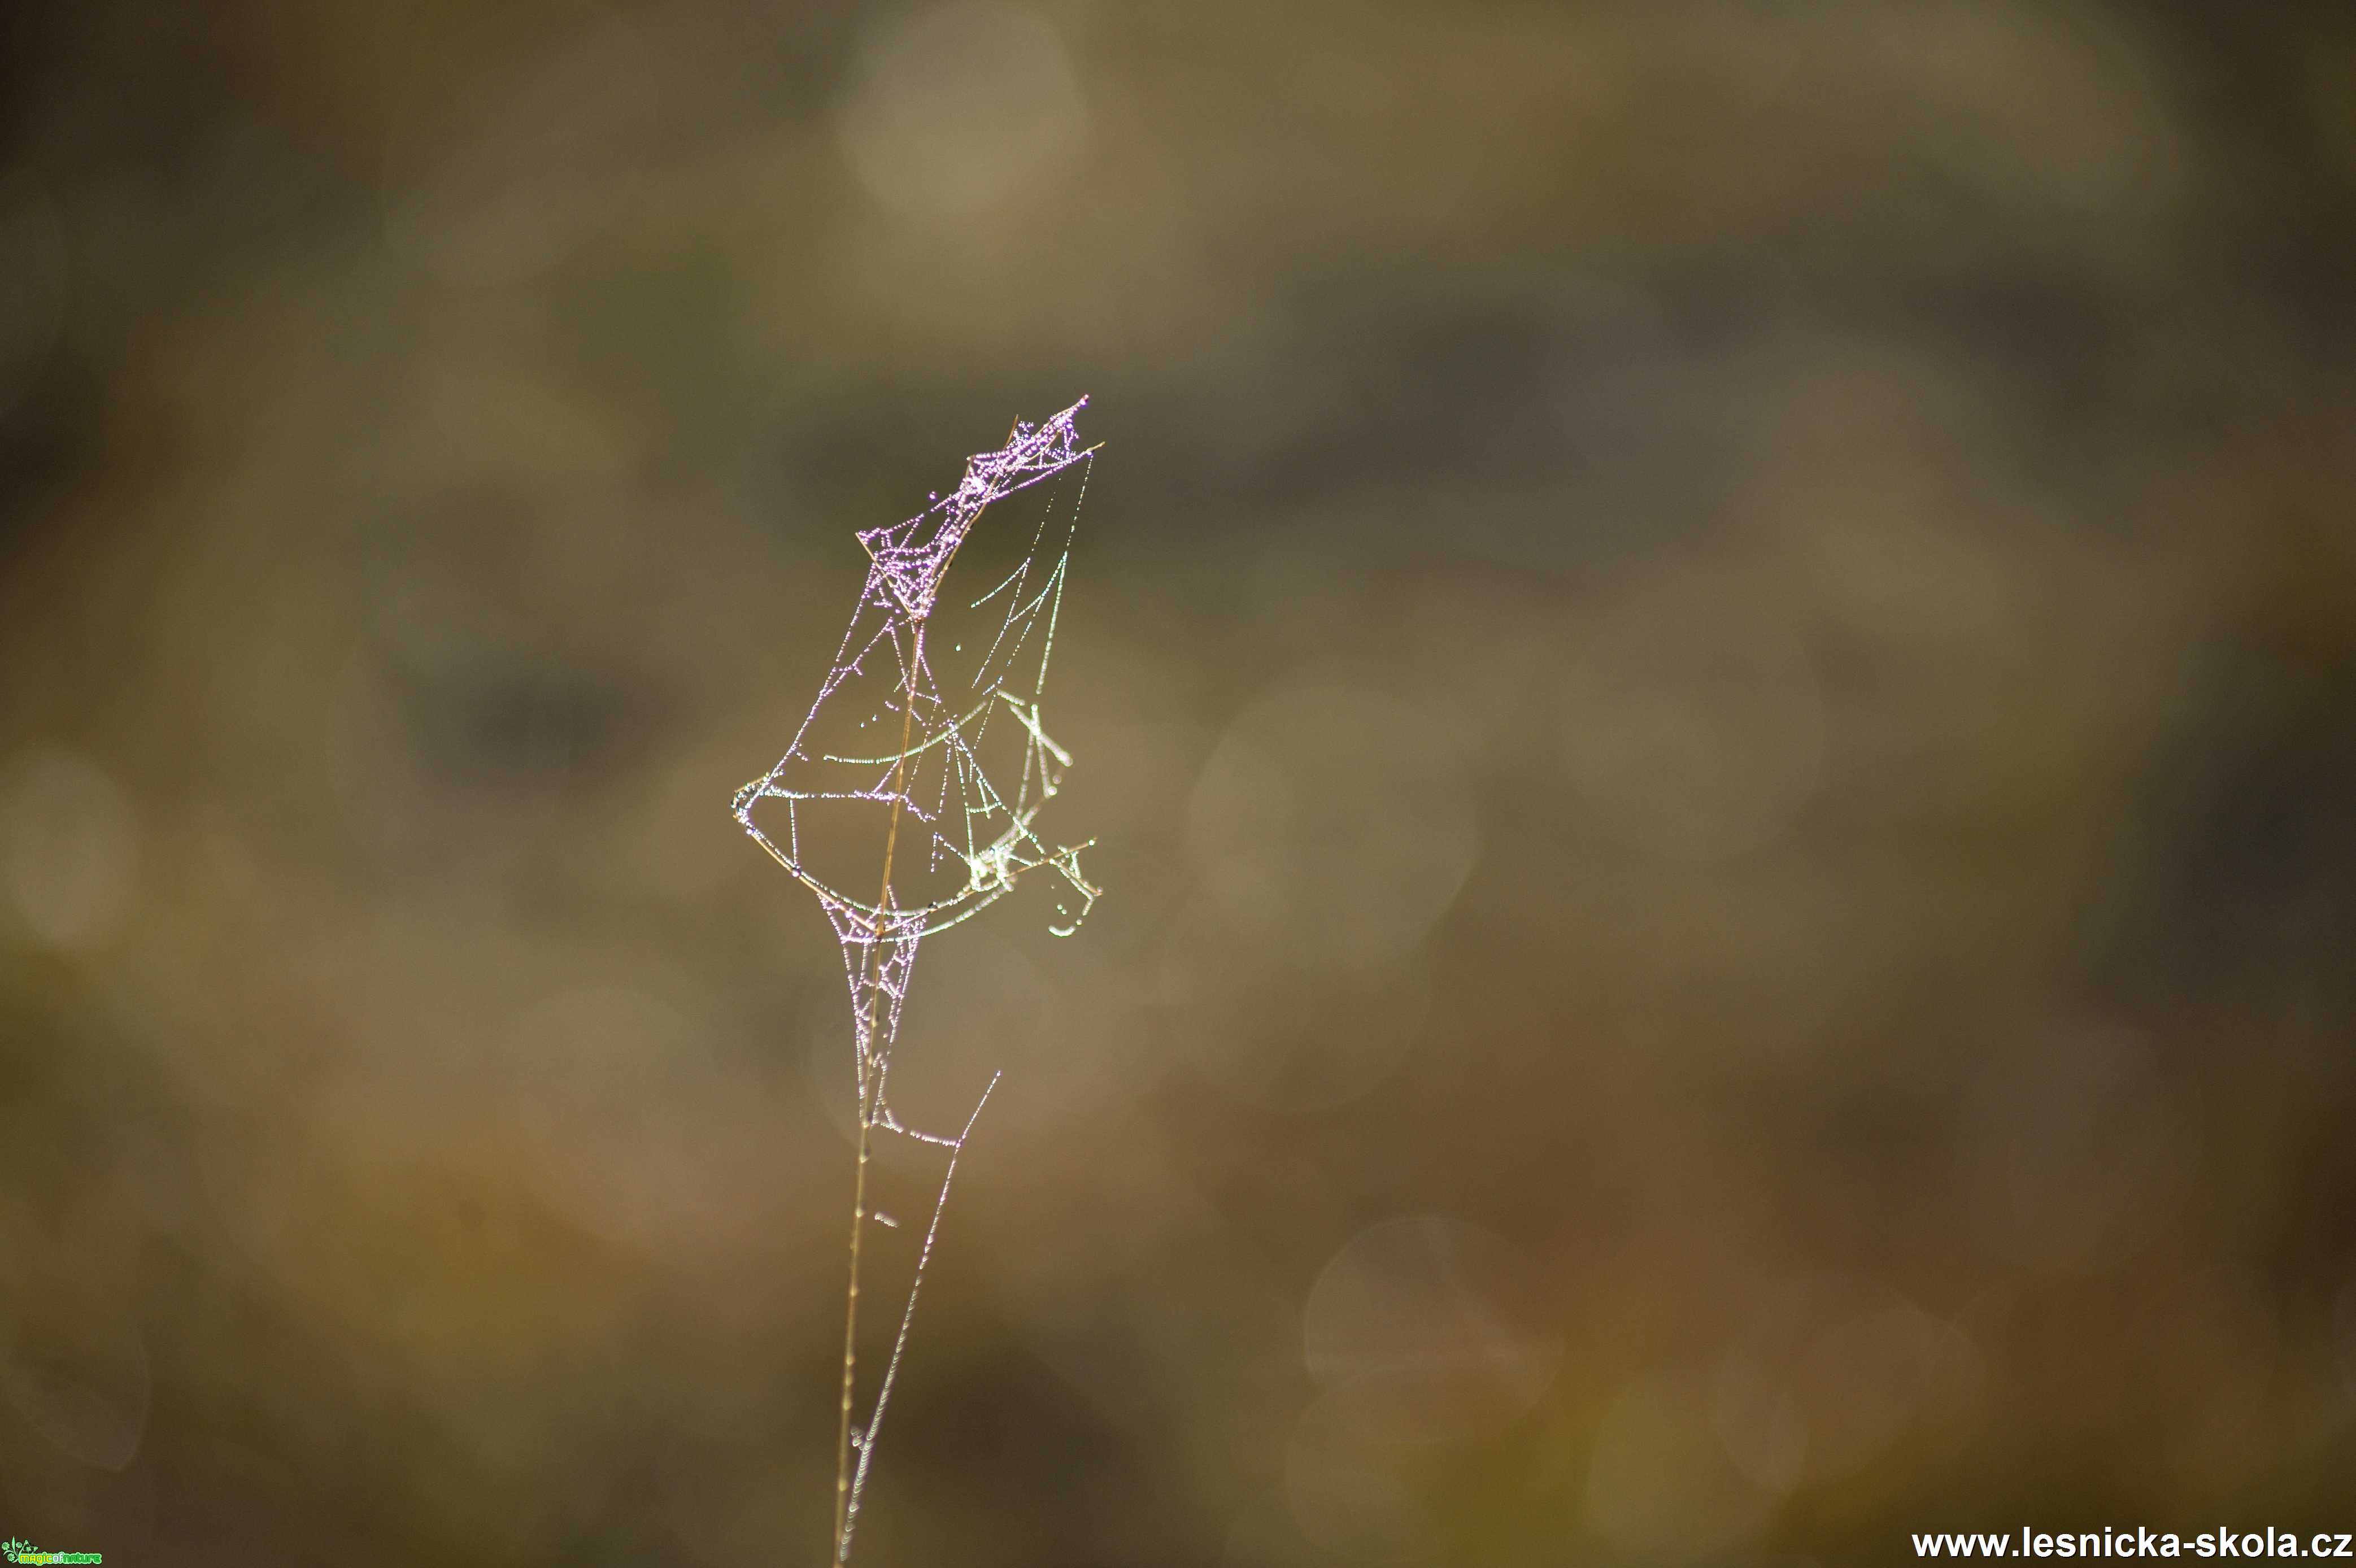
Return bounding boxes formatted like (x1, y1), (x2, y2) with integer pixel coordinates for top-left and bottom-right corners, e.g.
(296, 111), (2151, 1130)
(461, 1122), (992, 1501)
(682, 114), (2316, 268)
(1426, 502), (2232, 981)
(2, 1), (2354, 1563)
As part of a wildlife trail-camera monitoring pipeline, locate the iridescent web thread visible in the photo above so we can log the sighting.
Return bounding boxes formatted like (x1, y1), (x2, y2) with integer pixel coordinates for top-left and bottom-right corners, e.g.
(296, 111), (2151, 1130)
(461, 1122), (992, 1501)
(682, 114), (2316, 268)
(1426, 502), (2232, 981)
(731, 399), (1100, 1563)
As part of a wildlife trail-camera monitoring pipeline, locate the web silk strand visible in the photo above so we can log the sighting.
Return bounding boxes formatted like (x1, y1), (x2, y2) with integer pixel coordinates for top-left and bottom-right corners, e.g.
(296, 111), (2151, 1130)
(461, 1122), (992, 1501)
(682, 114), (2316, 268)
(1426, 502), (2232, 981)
(731, 402), (1102, 1566)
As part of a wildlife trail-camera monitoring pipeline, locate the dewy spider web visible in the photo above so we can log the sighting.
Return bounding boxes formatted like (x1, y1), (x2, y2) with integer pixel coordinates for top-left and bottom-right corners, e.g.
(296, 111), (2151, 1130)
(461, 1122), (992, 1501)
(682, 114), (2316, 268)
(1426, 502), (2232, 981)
(731, 399), (1100, 1564)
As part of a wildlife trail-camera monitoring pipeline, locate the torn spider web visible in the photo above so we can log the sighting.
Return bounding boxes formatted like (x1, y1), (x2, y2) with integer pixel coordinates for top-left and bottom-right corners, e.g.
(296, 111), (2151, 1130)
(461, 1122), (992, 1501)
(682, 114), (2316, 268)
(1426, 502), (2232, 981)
(731, 398), (1100, 1563)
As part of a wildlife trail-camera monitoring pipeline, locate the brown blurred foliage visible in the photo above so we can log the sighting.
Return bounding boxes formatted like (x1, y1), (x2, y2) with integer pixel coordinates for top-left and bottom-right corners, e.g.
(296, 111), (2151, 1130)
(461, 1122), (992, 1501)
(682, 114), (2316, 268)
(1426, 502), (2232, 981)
(1, 2), (2354, 1564)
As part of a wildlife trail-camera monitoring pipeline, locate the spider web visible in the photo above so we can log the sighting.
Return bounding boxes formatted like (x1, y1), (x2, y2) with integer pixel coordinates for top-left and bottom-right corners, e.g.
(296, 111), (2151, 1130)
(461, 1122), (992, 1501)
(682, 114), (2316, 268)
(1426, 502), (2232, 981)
(731, 398), (1100, 1561)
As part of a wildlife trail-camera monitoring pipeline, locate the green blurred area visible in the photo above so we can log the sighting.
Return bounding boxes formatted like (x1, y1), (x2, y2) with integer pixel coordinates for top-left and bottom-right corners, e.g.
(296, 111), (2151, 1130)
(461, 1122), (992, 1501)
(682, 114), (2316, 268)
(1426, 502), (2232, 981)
(1, 2), (2354, 1563)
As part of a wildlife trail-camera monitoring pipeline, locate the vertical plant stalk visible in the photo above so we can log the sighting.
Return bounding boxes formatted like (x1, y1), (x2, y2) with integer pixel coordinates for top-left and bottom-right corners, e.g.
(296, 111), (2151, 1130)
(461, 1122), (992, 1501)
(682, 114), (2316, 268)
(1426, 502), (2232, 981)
(834, 629), (924, 1566)
(833, 1023), (874, 1565)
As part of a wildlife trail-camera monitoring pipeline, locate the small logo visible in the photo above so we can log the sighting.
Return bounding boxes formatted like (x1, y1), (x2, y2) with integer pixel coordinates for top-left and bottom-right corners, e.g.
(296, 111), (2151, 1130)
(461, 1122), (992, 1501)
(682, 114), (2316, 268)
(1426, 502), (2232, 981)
(2, 1540), (101, 1565)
